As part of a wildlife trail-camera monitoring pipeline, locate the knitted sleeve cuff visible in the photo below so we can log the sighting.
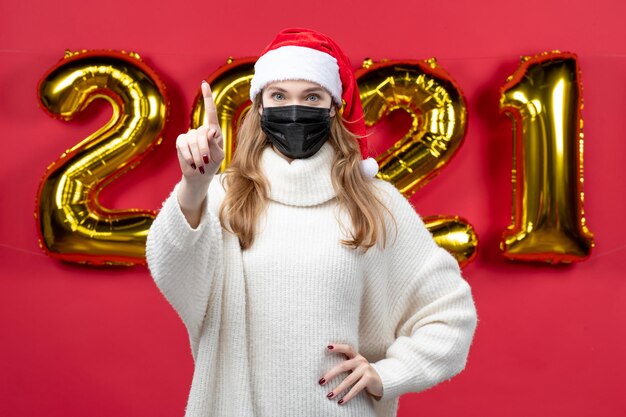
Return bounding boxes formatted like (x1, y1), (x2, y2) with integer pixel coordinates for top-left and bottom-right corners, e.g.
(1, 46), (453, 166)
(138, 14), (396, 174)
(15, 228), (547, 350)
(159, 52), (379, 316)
(159, 181), (213, 249)
(370, 356), (415, 401)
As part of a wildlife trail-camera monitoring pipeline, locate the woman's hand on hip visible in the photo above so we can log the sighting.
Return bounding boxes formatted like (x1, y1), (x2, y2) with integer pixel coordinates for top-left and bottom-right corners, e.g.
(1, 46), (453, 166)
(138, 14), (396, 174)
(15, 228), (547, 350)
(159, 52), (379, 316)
(319, 343), (384, 405)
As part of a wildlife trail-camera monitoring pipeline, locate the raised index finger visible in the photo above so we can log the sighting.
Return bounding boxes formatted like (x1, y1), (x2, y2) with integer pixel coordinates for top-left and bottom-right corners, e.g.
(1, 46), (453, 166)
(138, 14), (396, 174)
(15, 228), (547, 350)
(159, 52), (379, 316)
(201, 80), (219, 127)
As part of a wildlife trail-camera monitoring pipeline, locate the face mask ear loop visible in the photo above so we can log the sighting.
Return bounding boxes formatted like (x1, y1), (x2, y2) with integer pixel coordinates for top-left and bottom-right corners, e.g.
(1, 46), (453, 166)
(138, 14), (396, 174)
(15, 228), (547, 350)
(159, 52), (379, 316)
(260, 99), (271, 145)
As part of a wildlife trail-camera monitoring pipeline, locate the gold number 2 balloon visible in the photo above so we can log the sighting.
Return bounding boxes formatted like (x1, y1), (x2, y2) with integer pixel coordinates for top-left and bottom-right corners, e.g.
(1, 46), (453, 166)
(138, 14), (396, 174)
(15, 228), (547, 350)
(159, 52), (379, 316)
(500, 51), (594, 263)
(356, 59), (477, 266)
(36, 49), (169, 265)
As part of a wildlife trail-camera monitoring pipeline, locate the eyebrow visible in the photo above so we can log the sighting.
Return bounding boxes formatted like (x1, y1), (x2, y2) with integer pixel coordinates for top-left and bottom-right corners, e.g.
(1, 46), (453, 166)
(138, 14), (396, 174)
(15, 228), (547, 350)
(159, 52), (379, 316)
(266, 86), (326, 93)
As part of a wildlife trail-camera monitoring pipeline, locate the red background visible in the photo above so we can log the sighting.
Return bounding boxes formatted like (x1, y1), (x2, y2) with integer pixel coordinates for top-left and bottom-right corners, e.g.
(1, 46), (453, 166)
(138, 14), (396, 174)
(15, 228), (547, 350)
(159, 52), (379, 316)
(1, 0), (625, 416)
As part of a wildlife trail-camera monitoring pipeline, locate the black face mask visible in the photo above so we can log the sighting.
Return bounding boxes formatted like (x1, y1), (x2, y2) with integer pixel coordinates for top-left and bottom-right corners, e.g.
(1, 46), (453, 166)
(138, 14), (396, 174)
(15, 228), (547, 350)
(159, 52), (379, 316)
(260, 102), (332, 159)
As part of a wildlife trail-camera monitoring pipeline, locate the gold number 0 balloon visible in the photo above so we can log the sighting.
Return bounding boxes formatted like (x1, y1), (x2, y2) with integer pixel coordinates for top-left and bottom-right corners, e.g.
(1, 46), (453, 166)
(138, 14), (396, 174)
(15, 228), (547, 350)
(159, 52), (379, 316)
(36, 49), (169, 265)
(190, 57), (477, 266)
(356, 59), (477, 266)
(190, 57), (256, 170)
(500, 51), (594, 263)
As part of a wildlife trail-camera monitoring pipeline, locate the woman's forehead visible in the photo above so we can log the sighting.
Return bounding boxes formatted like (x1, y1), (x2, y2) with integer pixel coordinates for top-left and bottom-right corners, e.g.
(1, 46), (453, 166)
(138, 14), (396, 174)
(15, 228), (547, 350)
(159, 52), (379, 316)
(265, 80), (330, 94)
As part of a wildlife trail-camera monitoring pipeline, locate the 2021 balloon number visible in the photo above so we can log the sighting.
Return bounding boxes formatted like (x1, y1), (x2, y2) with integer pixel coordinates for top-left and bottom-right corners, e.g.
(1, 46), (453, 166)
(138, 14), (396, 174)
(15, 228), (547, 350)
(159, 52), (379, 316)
(36, 49), (593, 267)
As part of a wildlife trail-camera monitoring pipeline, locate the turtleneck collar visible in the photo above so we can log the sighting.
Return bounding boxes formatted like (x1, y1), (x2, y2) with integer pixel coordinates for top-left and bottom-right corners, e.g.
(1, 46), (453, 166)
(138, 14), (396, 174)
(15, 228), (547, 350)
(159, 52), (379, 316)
(260, 140), (337, 206)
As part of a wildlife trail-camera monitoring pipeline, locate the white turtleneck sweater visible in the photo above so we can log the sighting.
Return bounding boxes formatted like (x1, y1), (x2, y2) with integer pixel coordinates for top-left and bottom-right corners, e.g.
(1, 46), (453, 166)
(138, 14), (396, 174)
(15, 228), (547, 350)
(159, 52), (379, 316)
(145, 141), (478, 417)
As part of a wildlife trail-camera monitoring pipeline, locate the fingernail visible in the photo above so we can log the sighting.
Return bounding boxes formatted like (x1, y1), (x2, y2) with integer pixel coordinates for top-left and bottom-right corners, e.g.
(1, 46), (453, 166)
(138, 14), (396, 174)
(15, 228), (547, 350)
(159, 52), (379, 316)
(203, 154), (209, 164)
(199, 166), (205, 174)
(202, 80), (207, 85)
(327, 392), (334, 398)
(327, 345), (334, 350)
(338, 399), (344, 405)
(319, 378), (325, 385)
(191, 163), (196, 170)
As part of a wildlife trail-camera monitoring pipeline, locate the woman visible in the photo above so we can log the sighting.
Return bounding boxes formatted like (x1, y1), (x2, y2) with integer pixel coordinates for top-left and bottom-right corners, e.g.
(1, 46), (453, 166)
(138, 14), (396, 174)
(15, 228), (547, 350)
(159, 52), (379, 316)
(146, 27), (478, 417)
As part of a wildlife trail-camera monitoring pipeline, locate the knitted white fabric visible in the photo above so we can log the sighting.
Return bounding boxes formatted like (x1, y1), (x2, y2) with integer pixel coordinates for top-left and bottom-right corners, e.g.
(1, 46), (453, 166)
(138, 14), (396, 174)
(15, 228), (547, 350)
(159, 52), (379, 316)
(145, 141), (478, 417)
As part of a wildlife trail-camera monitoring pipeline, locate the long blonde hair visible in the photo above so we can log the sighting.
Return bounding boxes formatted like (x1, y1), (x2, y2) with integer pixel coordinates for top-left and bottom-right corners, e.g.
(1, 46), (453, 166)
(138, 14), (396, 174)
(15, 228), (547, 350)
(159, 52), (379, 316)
(218, 96), (396, 251)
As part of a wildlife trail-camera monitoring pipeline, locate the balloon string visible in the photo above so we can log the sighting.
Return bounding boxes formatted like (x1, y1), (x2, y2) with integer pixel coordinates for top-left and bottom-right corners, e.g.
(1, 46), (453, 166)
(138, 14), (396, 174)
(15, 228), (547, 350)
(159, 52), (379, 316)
(0, 243), (48, 258)
(1, 241), (624, 263)
(2, 49), (626, 59)
(589, 244), (626, 260)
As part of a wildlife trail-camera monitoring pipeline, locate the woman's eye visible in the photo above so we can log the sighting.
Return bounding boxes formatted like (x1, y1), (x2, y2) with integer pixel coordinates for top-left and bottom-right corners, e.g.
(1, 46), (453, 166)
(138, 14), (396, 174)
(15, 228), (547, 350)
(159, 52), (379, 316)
(305, 94), (320, 101)
(272, 93), (284, 100)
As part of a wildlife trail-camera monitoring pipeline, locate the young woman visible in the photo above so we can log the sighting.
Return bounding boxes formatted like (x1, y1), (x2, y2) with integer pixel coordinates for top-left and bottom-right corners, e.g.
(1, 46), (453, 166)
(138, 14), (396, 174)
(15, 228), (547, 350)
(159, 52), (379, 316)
(146, 27), (478, 417)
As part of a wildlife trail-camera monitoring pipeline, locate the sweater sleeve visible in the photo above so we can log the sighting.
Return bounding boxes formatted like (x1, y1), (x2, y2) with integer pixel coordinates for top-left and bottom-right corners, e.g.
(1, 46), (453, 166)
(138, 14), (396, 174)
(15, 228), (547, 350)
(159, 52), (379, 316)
(145, 175), (225, 360)
(367, 179), (478, 401)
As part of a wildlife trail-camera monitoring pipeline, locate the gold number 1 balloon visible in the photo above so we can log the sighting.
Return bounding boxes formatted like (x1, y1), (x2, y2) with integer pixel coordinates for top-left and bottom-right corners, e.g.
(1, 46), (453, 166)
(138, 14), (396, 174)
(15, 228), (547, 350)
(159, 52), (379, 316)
(500, 51), (594, 263)
(36, 49), (169, 265)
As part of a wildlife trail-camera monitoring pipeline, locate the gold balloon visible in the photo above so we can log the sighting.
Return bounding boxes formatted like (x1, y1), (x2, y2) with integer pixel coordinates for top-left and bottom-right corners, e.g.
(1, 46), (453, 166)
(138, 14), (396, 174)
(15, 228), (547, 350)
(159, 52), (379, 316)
(500, 51), (594, 263)
(356, 58), (477, 265)
(36, 49), (169, 266)
(356, 58), (468, 196)
(424, 215), (478, 267)
(190, 56), (256, 171)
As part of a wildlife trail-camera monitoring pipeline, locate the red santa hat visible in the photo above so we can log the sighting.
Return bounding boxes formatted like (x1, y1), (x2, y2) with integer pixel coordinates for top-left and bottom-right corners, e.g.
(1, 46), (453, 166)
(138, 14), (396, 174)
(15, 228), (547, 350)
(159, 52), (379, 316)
(249, 27), (378, 178)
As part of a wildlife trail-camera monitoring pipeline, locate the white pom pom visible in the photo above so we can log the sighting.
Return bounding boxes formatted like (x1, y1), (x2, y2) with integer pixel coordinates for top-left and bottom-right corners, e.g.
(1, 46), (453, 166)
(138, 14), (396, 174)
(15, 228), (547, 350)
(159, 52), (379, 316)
(360, 157), (378, 178)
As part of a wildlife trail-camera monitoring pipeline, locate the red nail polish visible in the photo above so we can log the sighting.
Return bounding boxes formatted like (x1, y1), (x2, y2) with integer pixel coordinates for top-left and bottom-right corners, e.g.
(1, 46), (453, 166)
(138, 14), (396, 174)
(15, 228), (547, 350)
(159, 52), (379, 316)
(338, 399), (344, 405)
(327, 392), (334, 398)
(319, 378), (325, 385)
(202, 154), (209, 164)
(327, 345), (334, 350)
(191, 163), (196, 170)
(199, 166), (205, 174)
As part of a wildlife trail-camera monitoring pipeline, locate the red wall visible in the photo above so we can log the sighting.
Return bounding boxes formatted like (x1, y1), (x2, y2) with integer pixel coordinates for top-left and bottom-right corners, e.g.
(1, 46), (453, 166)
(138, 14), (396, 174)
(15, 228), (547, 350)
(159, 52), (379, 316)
(1, 1), (625, 416)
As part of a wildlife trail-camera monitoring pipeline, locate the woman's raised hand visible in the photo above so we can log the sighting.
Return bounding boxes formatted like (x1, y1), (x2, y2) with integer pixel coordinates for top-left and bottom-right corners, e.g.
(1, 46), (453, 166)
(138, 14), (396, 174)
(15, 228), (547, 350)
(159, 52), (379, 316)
(176, 81), (225, 226)
(176, 80), (225, 183)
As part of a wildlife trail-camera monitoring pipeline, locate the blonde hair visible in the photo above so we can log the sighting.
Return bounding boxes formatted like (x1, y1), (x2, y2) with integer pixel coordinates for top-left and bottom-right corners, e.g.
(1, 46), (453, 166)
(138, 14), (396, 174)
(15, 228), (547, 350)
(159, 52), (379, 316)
(218, 96), (396, 251)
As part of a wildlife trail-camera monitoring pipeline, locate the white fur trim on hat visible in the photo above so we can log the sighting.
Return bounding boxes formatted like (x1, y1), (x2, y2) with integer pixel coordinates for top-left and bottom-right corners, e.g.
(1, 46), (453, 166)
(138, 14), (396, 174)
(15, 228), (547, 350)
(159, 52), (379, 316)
(360, 157), (379, 178)
(250, 45), (342, 105)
